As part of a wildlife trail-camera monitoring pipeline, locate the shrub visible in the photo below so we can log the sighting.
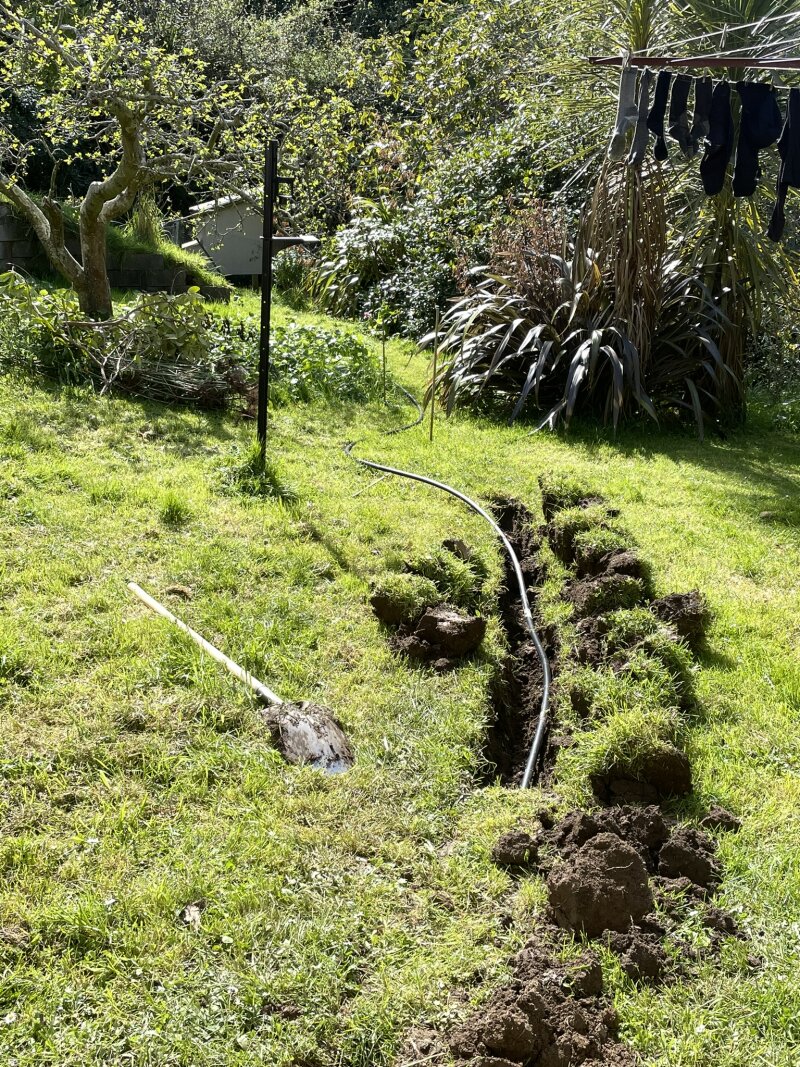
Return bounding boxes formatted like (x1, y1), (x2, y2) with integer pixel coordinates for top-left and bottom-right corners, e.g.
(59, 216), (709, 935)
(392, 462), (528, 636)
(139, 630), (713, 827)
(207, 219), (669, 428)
(435, 195), (732, 434)
(269, 323), (380, 404)
(0, 274), (248, 407)
(0, 273), (380, 408)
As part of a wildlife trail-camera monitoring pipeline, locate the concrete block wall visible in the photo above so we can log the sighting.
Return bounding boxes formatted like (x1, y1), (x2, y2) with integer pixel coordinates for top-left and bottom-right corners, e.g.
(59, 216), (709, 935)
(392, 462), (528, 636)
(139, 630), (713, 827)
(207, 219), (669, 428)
(0, 204), (228, 301)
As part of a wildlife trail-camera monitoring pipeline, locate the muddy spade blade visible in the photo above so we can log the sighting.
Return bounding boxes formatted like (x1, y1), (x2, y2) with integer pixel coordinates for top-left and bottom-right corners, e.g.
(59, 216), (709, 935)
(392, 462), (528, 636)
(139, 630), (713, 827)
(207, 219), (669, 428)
(127, 582), (353, 775)
(261, 702), (353, 775)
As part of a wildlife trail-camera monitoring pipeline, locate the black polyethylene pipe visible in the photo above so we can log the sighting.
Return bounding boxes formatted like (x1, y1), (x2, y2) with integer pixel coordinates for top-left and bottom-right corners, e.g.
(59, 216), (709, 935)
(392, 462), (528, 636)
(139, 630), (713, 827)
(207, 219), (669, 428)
(345, 390), (552, 788)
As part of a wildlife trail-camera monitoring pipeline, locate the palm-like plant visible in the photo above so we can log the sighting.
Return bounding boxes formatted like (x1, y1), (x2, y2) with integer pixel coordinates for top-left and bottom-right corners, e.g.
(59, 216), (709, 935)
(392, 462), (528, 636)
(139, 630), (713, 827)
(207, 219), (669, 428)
(432, 199), (729, 434)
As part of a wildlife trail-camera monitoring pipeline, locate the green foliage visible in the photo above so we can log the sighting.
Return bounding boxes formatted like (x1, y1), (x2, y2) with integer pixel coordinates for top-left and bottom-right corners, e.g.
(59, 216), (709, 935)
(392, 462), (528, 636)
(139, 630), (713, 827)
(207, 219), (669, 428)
(0, 274), (248, 407)
(269, 323), (380, 404)
(122, 192), (165, 248)
(0, 274), (381, 409)
(435, 197), (732, 432)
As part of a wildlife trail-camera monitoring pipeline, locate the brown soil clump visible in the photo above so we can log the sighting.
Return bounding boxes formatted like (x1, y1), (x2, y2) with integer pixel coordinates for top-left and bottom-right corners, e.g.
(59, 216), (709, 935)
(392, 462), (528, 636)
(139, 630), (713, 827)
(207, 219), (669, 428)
(649, 590), (710, 651)
(389, 604), (487, 671)
(449, 932), (637, 1067)
(658, 827), (721, 889)
(700, 805), (741, 833)
(492, 830), (540, 869)
(591, 745), (693, 804)
(547, 833), (654, 938)
(576, 548), (648, 582)
(564, 575), (644, 619)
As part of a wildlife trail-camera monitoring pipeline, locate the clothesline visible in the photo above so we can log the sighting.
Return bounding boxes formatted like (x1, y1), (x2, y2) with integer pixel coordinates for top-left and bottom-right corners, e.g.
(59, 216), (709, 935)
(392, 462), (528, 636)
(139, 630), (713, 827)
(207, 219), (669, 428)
(589, 55), (800, 71)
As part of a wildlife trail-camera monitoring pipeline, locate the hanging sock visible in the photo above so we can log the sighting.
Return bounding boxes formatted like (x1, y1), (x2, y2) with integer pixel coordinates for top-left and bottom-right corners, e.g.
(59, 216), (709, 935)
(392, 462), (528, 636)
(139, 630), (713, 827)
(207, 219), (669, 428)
(732, 81), (783, 197)
(700, 81), (734, 196)
(608, 65), (640, 161)
(647, 70), (672, 161)
(668, 74), (693, 157)
(768, 87), (800, 241)
(690, 76), (713, 156)
(627, 70), (653, 167)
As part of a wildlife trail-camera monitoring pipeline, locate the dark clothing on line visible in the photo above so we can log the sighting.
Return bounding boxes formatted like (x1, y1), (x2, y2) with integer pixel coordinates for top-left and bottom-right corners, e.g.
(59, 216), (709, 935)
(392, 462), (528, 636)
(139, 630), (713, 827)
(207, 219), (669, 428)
(733, 81), (783, 197)
(627, 70), (653, 168)
(668, 74), (693, 156)
(647, 70), (672, 161)
(690, 76), (713, 157)
(700, 82), (734, 196)
(769, 87), (800, 241)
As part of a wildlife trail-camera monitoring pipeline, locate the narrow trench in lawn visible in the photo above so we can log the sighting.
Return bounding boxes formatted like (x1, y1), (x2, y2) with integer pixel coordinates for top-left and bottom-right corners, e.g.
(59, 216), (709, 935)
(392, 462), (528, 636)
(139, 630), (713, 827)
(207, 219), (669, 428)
(481, 497), (559, 786)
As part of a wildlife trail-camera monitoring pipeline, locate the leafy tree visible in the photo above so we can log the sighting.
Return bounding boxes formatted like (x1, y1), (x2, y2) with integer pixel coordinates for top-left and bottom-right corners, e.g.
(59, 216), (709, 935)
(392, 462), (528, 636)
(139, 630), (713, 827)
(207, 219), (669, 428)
(0, 1), (265, 318)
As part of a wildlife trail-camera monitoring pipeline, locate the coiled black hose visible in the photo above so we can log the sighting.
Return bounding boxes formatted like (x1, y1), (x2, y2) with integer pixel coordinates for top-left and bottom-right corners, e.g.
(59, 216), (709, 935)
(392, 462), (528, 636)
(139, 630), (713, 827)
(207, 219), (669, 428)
(345, 388), (551, 788)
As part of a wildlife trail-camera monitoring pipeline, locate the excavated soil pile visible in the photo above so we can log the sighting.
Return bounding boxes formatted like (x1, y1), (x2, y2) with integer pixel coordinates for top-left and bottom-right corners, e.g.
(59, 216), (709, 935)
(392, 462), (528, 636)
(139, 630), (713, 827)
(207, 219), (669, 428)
(544, 502), (711, 801)
(483, 499), (557, 784)
(371, 558), (487, 672)
(391, 605), (486, 671)
(492, 806), (742, 983)
(448, 928), (637, 1067)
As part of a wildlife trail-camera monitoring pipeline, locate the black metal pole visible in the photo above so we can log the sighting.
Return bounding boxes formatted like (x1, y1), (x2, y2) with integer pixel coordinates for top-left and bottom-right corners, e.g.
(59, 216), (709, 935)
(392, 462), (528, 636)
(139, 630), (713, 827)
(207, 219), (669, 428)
(257, 139), (278, 466)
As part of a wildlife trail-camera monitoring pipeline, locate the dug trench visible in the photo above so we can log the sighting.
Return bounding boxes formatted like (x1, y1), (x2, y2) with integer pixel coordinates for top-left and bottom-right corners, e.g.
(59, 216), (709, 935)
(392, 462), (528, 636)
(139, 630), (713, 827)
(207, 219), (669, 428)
(420, 485), (749, 1067)
(481, 498), (557, 785)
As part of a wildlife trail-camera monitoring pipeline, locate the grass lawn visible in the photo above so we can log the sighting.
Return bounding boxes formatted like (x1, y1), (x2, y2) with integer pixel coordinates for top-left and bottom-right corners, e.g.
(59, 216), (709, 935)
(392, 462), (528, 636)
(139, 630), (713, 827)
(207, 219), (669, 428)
(1, 294), (799, 1066)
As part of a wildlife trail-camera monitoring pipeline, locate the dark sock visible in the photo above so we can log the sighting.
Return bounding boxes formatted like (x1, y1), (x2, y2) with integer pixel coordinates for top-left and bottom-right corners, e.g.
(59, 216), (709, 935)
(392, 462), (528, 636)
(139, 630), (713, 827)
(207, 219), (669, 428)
(769, 86), (800, 241)
(668, 74), (693, 156)
(700, 81), (734, 196)
(647, 70), (672, 161)
(733, 81), (783, 197)
(690, 76), (713, 156)
(627, 70), (653, 168)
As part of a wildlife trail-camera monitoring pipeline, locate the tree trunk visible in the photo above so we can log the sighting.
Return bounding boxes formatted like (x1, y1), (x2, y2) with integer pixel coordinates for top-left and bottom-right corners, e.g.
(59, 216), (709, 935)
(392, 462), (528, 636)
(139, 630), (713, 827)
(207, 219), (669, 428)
(77, 215), (113, 320)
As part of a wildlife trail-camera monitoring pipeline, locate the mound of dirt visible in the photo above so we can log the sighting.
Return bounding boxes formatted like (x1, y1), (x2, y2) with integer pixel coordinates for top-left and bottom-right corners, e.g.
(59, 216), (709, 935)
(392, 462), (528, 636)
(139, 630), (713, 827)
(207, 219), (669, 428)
(700, 805), (741, 833)
(392, 604), (487, 670)
(547, 833), (654, 938)
(576, 547), (648, 582)
(658, 826), (721, 889)
(649, 590), (710, 651)
(606, 925), (668, 982)
(591, 744), (693, 804)
(488, 806), (739, 985)
(564, 575), (644, 618)
(492, 830), (540, 869)
(449, 932), (637, 1067)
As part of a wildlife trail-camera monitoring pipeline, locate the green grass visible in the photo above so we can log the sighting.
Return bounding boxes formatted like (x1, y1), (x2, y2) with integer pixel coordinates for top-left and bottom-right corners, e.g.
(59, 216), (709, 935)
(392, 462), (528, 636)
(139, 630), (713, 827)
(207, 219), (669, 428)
(1, 298), (800, 1065)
